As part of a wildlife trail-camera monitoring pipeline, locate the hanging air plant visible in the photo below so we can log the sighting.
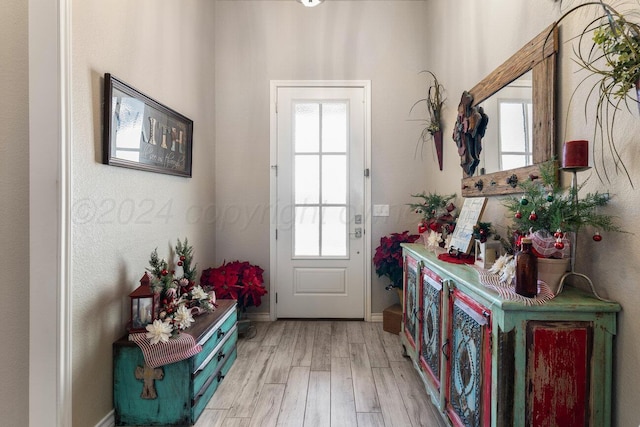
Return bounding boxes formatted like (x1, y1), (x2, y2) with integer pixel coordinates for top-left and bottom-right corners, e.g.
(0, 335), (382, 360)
(409, 70), (446, 169)
(550, 1), (640, 187)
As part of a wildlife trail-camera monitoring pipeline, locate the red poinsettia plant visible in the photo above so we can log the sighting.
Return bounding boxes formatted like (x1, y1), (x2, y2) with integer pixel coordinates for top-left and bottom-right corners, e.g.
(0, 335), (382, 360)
(200, 261), (267, 312)
(373, 231), (420, 290)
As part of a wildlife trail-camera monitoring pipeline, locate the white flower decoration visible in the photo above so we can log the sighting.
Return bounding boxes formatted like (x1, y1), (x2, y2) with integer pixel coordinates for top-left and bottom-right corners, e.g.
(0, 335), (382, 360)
(488, 254), (513, 275)
(427, 231), (443, 249)
(499, 259), (516, 285)
(191, 285), (209, 300)
(444, 234), (453, 250)
(145, 319), (173, 344)
(173, 304), (195, 330)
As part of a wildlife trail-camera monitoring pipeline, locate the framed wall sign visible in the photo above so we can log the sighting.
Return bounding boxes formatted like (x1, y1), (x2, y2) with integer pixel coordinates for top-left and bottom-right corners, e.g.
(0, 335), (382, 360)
(103, 73), (193, 177)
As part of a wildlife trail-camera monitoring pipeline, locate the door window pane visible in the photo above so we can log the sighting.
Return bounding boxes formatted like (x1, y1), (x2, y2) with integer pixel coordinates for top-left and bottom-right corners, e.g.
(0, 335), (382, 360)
(295, 103), (320, 153)
(322, 102), (347, 153)
(295, 155), (319, 204)
(322, 155), (347, 204)
(501, 154), (527, 170)
(295, 206), (320, 256)
(322, 207), (347, 256)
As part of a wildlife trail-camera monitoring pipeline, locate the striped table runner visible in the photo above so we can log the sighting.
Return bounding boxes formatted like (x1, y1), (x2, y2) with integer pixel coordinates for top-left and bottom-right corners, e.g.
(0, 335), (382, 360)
(129, 332), (202, 368)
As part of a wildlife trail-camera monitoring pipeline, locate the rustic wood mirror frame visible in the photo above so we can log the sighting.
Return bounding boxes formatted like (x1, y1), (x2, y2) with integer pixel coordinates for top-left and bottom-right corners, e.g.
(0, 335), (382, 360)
(461, 24), (558, 197)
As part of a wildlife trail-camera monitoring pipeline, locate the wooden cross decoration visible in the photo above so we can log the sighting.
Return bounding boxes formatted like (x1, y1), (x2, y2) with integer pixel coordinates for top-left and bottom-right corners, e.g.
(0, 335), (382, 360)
(134, 363), (164, 399)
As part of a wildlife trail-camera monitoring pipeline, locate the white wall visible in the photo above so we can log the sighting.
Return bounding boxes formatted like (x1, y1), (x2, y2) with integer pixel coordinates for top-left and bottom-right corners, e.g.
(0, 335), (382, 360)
(213, 0), (431, 315)
(71, 1), (217, 425)
(0, 0), (29, 425)
(424, 1), (640, 425)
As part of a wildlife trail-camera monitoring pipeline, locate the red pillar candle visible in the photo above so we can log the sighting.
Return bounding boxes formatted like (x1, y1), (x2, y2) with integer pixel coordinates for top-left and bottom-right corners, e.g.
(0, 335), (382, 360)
(562, 140), (589, 168)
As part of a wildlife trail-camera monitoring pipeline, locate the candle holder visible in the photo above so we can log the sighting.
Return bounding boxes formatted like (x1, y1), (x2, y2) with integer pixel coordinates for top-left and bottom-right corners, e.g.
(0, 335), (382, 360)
(556, 166), (613, 302)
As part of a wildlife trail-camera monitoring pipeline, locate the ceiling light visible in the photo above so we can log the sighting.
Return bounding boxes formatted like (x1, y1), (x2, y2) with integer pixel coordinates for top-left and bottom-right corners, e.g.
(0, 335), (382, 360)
(299, 0), (323, 7)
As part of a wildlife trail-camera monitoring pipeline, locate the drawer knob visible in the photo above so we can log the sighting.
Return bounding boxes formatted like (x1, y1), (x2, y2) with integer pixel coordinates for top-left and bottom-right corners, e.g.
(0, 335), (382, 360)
(217, 329), (226, 340)
(217, 372), (225, 382)
(217, 352), (226, 362)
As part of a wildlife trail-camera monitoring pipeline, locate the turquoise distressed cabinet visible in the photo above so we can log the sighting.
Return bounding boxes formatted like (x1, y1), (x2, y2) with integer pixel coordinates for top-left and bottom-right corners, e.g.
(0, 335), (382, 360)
(401, 243), (619, 427)
(113, 299), (238, 426)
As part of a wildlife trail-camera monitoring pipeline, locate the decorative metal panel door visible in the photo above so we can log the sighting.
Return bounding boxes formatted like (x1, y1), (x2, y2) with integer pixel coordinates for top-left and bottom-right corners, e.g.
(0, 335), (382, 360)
(275, 85), (366, 318)
(403, 254), (421, 350)
(419, 266), (443, 390)
(445, 290), (491, 427)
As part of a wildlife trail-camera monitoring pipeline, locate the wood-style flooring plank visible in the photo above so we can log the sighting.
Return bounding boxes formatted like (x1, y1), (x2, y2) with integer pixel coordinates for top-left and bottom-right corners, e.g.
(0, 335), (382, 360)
(248, 383), (286, 427)
(292, 321), (316, 367)
(262, 321), (287, 346)
(221, 418), (250, 427)
(362, 322), (389, 368)
(207, 356), (251, 409)
(372, 367), (412, 427)
(311, 321), (331, 372)
(226, 345), (276, 418)
(349, 343), (380, 413)
(194, 409), (227, 427)
(391, 360), (447, 427)
(331, 321), (349, 358)
(356, 412), (386, 427)
(304, 371), (331, 427)
(346, 321), (365, 344)
(330, 357), (358, 427)
(265, 321), (300, 384)
(276, 366), (310, 427)
(237, 339), (261, 359)
(377, 323), (406, 363)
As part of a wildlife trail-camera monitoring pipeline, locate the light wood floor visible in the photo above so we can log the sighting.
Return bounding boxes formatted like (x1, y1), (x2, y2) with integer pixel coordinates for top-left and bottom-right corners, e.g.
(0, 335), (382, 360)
(195, 320), (447, 427)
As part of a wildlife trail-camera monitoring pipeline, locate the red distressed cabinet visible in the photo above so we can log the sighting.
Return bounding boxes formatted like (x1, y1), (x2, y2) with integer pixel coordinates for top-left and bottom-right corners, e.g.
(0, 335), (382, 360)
(400, 243), (619, 427)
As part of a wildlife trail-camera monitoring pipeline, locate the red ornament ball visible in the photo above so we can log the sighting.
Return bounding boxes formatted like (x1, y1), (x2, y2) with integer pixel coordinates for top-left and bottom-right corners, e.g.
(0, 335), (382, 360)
(161, 269), (168, 276)
(418, 224), (427, 234)
(529, 211), (538, 221)
(593, 232), (603, 242)
(554, 241), (565, 250)
(515, 211), (522, 219)
(180, 256), (186, 261)
(177, 261), (183, 266)
(554, 229), (564, 239)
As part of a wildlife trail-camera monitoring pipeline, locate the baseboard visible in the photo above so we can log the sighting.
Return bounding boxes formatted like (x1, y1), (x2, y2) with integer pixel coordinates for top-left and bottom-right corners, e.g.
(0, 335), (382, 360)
(370, 312), (383, 322)
(245, 312), (272, 322)
(95, 410), (114, 427)
(245, 312), (383, 322)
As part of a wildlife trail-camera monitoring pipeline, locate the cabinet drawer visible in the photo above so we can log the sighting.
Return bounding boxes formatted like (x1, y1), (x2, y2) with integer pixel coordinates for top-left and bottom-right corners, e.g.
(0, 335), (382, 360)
(193, 307), (237, 369)
(192, 325), (237, 395)
(192, 347), (237, 421)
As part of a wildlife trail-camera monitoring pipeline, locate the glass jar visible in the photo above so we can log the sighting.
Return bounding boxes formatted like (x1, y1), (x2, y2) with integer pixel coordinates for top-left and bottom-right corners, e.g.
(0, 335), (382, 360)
(515, 237), (538, 297)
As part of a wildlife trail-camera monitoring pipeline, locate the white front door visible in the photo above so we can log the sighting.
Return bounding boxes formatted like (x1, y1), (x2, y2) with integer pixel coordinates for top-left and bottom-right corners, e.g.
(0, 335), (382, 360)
(272, 83), (369, 318)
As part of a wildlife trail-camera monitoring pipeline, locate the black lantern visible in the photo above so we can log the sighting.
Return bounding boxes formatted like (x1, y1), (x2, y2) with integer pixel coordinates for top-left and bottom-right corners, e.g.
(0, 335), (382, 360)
(129, 273), (158, 333)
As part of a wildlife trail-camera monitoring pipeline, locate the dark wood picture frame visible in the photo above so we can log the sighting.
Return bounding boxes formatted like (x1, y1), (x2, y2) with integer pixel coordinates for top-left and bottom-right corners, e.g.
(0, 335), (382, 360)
(103, 73), (193, 177)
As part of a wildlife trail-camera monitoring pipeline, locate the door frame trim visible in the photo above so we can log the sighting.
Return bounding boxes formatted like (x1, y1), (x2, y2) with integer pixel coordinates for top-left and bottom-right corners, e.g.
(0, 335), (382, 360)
(269, 80), (372, 321)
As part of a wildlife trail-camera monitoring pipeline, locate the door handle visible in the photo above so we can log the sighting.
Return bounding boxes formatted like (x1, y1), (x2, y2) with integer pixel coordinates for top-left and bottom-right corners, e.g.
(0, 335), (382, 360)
(350, 228), (362, 238)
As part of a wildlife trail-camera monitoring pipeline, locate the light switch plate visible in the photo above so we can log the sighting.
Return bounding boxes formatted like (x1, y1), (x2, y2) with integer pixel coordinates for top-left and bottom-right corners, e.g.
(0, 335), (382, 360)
(373, 204), (390, 217)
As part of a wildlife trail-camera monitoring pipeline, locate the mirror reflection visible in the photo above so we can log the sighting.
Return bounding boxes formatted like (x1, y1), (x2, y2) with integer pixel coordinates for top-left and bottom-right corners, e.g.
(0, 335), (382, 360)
(476, 71), (533, 176)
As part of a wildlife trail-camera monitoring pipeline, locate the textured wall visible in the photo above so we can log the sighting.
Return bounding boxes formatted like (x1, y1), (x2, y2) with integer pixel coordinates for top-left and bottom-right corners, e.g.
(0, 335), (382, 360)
(70, 1), (217, 425)
(0, 0), (29, 425)
(424, 1), (640, 425)
(213, 0), (430, 315)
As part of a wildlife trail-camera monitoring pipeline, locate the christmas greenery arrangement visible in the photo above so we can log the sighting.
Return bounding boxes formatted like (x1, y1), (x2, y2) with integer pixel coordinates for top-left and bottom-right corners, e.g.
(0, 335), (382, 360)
(145, 238), (217, 344)
(408, 192), (458, 248)
(373, 231), (420, 290)
(502, 160), (623, 257)
(200, 261), (267, 312)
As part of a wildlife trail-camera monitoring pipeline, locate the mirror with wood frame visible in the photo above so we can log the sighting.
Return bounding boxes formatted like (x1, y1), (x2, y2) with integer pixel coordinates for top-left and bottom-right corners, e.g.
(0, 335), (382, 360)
(459, 23), (558, 197)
